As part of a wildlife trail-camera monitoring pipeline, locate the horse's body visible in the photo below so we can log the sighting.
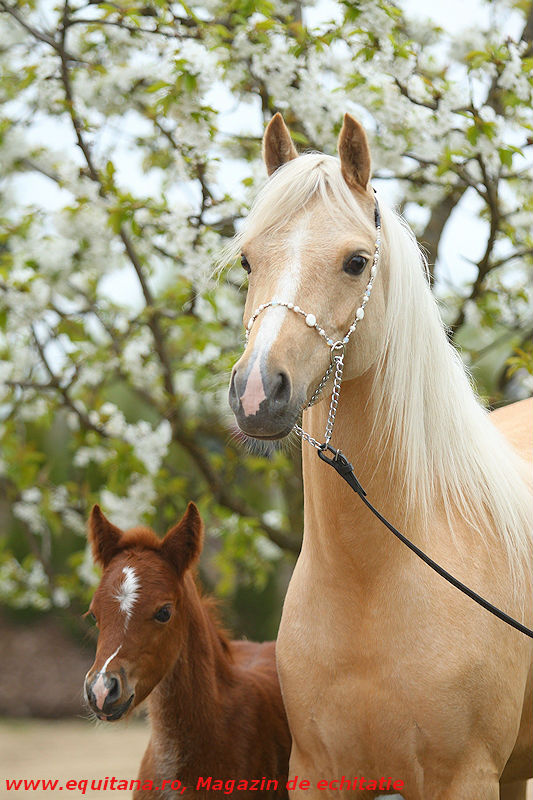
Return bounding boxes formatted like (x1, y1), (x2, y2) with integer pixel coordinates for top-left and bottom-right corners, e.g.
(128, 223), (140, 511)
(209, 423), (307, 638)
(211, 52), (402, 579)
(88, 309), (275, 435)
(227, 113), (532, 800)
(279, 388), (532, 800)
(84, 503), (290, 799)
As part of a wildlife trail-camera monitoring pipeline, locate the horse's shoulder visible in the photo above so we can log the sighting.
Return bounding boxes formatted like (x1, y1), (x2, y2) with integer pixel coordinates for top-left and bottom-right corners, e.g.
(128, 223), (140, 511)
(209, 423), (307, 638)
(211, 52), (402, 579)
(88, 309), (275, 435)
(489, 397), (532, 464)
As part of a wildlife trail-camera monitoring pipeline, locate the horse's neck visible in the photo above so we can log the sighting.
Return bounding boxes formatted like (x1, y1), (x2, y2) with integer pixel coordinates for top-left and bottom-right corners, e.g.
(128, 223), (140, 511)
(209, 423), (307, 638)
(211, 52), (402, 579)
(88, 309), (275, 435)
(148, 576), (233, 768)
(302, 367), (425, 573)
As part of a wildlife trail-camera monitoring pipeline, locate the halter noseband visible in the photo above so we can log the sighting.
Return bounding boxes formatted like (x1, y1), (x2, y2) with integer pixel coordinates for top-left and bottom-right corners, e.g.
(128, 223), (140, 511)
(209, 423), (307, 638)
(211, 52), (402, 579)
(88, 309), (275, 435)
(244, 193), (381, 448)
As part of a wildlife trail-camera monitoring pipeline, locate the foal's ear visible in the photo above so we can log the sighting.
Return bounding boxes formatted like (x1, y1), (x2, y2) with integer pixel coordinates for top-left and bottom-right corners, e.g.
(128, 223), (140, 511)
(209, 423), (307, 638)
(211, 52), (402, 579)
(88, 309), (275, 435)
(161, 502), (204, 577)
(263, 113), (299, 176)
(337, 113), (371, 191)
(88, 505), (123, 568)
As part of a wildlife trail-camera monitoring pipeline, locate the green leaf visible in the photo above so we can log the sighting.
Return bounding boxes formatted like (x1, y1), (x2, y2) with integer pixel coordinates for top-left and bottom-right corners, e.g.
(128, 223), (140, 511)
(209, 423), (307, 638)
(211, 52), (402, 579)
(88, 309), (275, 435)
(498, 148), (513, 168)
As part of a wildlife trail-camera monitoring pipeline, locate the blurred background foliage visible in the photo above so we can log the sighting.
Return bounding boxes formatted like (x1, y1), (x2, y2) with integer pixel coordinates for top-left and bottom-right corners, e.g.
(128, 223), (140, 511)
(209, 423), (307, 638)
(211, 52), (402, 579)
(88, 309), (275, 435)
(0, 0), (532, 642)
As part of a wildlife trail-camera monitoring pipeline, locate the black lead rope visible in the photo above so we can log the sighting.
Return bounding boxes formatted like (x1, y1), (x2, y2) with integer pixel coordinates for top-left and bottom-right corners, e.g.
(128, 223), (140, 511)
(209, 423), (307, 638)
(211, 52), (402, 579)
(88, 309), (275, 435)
(317, 445), (533, 639)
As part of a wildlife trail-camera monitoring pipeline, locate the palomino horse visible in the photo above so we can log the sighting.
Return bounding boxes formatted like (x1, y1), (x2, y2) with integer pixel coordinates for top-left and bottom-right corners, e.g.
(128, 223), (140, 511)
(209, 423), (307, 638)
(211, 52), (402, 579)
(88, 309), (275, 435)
(227, 113), (532, 800)
(84, 502), (290, 799)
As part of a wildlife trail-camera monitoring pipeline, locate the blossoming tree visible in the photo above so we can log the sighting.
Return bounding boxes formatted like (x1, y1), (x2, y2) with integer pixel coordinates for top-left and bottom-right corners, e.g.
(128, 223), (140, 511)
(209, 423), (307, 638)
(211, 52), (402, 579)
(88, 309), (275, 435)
(0, 0), (531, 626)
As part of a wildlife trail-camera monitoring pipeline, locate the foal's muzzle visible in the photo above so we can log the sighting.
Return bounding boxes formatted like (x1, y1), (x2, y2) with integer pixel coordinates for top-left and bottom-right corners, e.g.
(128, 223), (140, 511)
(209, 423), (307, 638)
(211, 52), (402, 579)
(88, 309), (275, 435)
(85, 670), (134, 721)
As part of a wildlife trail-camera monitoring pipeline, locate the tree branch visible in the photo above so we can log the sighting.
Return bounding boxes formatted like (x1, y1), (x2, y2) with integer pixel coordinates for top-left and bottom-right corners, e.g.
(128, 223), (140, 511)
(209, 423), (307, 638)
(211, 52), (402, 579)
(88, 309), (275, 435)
(449, 155), (501, 335)
(30, 326), (107, 436)
(419, 185), (467, 282)
(0, 1), (82, 61)
(394, 77), (438, 110)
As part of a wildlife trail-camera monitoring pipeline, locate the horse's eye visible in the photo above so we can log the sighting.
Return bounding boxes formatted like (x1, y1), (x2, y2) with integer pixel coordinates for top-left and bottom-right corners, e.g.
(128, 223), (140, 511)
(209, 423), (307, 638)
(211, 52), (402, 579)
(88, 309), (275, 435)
(154, 605), (172, 623)
(241, 254), (251, 274)
(86, 611), (97, 626)
(343, 253), (368, 276)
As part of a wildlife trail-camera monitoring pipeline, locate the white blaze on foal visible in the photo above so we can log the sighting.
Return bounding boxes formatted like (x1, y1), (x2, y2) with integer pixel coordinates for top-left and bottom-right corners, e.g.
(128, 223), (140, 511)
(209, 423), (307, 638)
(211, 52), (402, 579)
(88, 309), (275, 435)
(114, 565), (140, 624)
(91, 645), (122, 710)
(90, 568), (140, 710)
(239, 219), (308, 411)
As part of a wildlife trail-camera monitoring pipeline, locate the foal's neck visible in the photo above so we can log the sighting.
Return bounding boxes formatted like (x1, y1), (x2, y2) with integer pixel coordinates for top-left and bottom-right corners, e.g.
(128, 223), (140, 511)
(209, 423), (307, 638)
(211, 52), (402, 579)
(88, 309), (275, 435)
(148, 574), (232, 768)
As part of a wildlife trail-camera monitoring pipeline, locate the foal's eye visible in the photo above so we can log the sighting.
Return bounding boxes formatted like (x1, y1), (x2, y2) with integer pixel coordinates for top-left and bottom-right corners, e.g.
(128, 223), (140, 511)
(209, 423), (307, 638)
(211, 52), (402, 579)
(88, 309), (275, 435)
(86, 611), (97, 626)
(240, 254), (251, 274)
(154, 605), (172, 623)
(343, 253), (368, 276)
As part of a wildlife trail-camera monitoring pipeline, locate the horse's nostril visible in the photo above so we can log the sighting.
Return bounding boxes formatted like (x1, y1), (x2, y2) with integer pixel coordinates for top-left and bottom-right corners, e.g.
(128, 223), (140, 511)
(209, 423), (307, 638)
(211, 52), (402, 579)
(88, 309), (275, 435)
(229, 369), (237, 398)
(271, 371), (291, 407)
(228, 368), (241, 411)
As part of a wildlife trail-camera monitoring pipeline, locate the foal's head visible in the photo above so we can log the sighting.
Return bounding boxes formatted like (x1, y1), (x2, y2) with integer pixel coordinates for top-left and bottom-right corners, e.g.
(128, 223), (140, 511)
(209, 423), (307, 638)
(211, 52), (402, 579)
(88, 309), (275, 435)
(228, 113), (387, 439)
(84, 502), (203, 721)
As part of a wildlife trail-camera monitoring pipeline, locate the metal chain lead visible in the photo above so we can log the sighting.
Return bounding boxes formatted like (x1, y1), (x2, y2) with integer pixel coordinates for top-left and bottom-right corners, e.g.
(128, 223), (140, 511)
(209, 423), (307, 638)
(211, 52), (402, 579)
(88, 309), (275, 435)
(293, 343), (345, 449)
(324, 346), (345, 445)
(293, 424), (323, 450)
(305, 360), (334, 408)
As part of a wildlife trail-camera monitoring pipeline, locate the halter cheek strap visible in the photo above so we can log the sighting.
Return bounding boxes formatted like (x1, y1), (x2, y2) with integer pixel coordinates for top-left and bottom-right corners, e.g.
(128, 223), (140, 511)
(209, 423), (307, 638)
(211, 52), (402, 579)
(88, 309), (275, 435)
(244, 195), (381, 446)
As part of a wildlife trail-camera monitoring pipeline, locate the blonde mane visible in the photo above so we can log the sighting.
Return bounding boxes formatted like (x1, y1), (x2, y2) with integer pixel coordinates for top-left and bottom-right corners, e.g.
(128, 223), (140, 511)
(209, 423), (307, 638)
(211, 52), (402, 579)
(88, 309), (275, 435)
(224, 153), (532, 593)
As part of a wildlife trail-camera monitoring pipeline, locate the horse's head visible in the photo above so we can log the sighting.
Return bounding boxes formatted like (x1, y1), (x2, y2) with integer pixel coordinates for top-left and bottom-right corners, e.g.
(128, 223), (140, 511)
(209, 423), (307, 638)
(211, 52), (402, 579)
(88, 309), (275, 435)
(228, 113), (387, 439)
(84, 502), (203, 721)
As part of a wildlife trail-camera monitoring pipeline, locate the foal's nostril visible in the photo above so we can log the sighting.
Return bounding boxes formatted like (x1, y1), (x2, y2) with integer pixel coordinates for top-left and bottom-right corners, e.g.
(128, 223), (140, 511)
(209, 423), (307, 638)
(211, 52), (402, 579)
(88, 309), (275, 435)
(271, 371), (291, 408)
(106, 674), (121, 705)
(85, 679), (94, 705)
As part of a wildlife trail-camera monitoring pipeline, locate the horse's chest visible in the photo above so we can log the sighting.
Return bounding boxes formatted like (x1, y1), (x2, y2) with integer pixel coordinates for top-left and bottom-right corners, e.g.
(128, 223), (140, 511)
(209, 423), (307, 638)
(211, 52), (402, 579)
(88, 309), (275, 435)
(279, 582), (403, 762)
(278, 629), (410, 775)
(276, 559), (479, 777)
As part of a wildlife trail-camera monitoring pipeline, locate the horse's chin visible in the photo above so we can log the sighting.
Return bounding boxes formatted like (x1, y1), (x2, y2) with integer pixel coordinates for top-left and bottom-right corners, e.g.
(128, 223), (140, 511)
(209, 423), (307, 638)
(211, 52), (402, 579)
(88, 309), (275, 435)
(244, 427), (293, 441)
(95, 693), (135, 722)
(234, 407), (302, 443)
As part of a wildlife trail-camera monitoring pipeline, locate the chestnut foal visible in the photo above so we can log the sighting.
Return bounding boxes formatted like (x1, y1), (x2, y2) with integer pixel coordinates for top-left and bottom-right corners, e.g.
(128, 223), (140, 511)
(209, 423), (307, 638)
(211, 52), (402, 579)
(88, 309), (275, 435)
(84, 502), (290, 799)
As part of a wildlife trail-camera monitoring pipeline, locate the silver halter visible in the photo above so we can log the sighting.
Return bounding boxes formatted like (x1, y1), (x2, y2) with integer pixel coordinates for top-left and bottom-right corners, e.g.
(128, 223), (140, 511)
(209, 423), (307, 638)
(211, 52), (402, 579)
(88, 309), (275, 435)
(244, 196), (381, 450)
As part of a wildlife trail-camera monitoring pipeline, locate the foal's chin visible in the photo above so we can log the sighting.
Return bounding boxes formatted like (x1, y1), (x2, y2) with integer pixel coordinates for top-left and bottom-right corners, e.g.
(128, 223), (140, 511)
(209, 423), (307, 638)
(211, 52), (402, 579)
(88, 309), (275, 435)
(91, 693), (135, 723)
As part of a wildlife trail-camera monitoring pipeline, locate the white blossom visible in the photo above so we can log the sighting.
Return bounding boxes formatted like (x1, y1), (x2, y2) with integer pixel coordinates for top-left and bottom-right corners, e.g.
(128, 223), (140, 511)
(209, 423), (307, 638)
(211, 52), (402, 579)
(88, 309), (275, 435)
(62, 509), (87, 536)
(498, 42), (531, 101)
(124, 419), (172, 475)
(73, 446), (110, 467)
(77, 544), (100, 587)
(52, 587), (70, 608)
(13, 490), (47, 535)
(49, 486), (69, 511)
(262, 509), (283, 529)
(100, 475), (157, 529)
(255, 536), (282, 561)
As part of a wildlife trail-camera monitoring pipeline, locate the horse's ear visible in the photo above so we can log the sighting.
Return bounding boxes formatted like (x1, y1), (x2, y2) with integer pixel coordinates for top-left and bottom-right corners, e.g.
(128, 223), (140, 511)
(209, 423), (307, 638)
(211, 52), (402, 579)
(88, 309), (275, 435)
(263, 113), (299, 176)
(88, 505), (123, 568)
(337, 113), (371, 191)
(161, 502), (204, 577)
